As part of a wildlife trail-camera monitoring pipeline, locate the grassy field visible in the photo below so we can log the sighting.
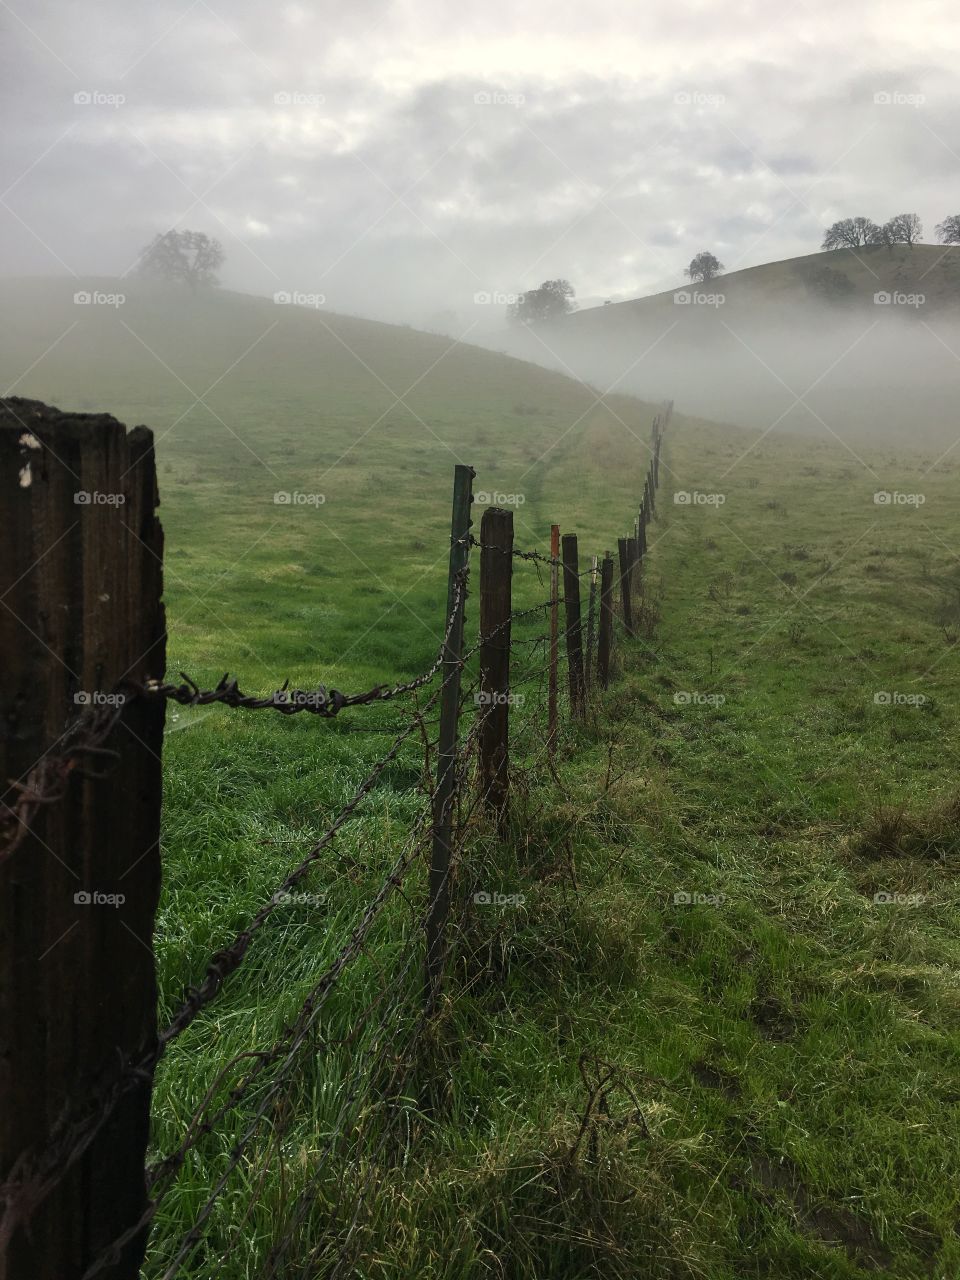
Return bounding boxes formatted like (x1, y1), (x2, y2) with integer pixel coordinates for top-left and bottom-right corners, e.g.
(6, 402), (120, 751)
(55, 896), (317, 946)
(3, 279), (960, 1276)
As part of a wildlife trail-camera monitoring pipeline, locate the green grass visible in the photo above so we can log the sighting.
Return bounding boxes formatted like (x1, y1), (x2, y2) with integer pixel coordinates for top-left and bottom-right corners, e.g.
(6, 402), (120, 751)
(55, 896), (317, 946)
(3, 279), (960, 1276)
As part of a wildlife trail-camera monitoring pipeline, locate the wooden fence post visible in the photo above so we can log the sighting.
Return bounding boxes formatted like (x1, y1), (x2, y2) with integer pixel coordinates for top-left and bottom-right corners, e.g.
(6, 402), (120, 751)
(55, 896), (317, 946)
(617, 538), (634, 637)
(584, 554), (599, 692)
(561, 534), (585, 717)
(548, 524), (560, 753)
(425, 463), (474, 1014)
(597, 553), (614, 689)
(627, 534), (640, 602)
(478, 507), (513, 836)
(0, 399), (166, 1280)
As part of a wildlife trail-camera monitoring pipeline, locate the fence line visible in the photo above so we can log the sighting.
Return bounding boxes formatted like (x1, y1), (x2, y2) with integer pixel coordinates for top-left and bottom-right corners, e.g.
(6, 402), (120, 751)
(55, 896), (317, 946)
(0, 394), (672, 1278)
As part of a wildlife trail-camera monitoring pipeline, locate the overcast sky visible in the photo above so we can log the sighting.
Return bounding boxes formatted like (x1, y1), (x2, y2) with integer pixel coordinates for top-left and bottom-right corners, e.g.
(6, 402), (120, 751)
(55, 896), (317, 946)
(1, 0), (957, 325)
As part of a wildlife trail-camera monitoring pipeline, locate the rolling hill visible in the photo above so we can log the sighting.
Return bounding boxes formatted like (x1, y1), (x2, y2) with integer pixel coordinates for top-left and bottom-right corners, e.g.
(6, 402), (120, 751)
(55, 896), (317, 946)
(501, 245), (960, 448)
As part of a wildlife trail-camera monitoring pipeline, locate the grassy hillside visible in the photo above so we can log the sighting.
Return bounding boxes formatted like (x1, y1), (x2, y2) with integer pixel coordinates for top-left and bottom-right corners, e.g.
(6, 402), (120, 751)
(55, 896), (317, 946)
(570, 244), (960, 325)
(4, 278), (959, 1276)
(0, 276), (656, 689)
(499, 246), (960, 449)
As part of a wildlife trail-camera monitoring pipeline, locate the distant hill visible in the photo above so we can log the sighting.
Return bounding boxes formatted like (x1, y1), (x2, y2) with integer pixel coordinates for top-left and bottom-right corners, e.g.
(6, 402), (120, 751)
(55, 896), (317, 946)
(499, 245), (960, 447)
(567, 245), (960, 328)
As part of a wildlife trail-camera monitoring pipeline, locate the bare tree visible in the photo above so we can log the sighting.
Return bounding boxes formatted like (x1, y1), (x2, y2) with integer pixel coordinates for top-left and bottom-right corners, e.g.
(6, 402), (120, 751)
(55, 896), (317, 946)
(936, 215), (960, 245)
(507, 279), (576, 325)
(136, 230), (225, 292)
(882, 213), (922, 247)
(821, 217), (883, 250)
(684, 251), (724, 284)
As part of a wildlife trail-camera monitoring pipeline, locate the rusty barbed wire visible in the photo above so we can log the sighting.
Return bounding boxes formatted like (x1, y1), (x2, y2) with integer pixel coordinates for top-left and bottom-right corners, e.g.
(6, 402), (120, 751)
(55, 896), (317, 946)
(468, 535), (593, 574)
(0, 575), (467, 871)
(0, 700), (128, 865)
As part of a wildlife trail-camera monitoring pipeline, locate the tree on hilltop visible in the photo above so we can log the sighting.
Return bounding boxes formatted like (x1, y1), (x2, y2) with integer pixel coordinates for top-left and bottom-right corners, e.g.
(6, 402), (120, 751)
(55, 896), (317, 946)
(507, 279), (576, 325)
(136, 229), (225, 292)
(936, 215), (960, 244)
(882, 213), (922, 247)
(684, 251), (724, 284)
(821, 217), (883, 250)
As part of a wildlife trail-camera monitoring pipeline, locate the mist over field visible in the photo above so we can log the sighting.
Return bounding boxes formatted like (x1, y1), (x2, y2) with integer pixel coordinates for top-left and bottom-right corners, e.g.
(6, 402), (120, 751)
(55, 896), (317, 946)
(497, 292), (960, 452)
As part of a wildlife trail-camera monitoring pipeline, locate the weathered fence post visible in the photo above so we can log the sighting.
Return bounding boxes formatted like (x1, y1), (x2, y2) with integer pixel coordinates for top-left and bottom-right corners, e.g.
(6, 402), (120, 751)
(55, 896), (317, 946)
(627, 534), (640, 603)
(617, 537), (634, 637)
(0, 399), (166, 1280)
(425, 463), (474, 1013)
(478, 507), (513, 836)
(597, 553), (614, 689)
(548, 524), (560, 753)
(561, 534), (585, 717)
(584, 554), (599, 692)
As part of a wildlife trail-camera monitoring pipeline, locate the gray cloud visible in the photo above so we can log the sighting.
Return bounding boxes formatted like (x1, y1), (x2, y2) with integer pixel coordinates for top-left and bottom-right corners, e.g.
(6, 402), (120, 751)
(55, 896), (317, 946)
(1, 0), (957, 325)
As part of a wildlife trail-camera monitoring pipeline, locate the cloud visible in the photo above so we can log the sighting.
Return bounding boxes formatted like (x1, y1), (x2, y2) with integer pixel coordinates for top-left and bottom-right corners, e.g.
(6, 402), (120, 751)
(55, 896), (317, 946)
(1, 0), (957, 324)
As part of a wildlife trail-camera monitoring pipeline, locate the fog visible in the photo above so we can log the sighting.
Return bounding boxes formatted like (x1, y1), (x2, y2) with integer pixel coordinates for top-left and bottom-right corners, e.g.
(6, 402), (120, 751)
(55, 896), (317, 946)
(485, 294), (960, 455)
(2, 1), (958, 454)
